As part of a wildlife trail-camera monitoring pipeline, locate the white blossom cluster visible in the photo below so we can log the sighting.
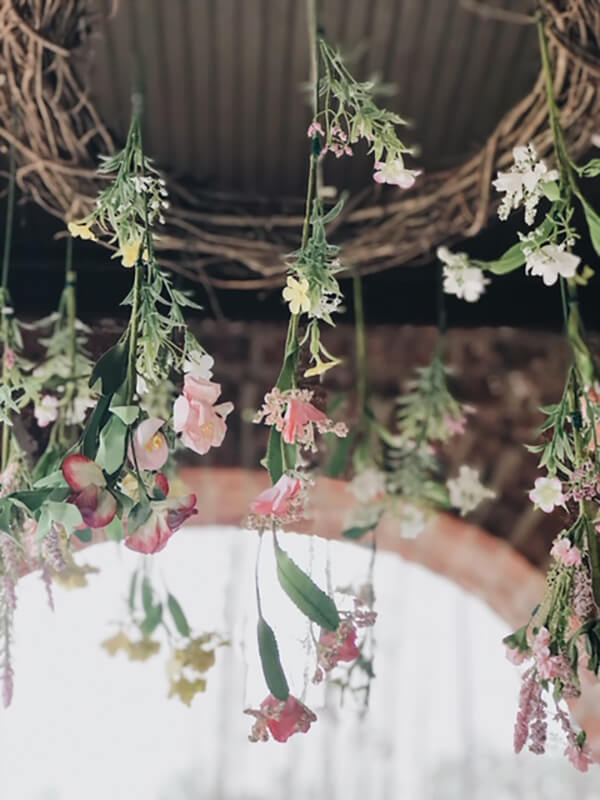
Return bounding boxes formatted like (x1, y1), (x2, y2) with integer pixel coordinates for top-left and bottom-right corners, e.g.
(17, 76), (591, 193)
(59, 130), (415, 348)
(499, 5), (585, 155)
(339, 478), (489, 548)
(493, 143), (559, 226)
(437, 246), (489, 303)
(446, 465), (496, 516)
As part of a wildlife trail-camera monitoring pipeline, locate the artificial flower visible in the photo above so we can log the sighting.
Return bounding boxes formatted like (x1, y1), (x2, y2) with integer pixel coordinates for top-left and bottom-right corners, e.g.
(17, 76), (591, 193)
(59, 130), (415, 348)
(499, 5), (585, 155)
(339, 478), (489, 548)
(373, 159), (420, 188)
(250, 474), (302, 518)
(123, 474), (197, 554)
(304, 353), (341, 378)
(282, 276), (311, 315)
(347, 468), (386, 504)
(65, 393), (95, 426)
(67, 220), (97, 241)
(128, 417), (169, 471)
(173, 375), (233, 456)
(118, 237), (143, 268)
(314, 620), (360, 681)
(183, 351), (214, 380)
(447, 465), (496, 515)
(493, 143), (559, 225)
(505, 645), (529, 666)
(437, 246), (489, 302)
(524, 244), (580, 286)
(3, 348), (15, 371)
(34, 394), (59, 428)
(529, 475), (565, 513)
(245, 695), (317, 743)
(398, 504), (426, 538)
(550, 537), (582, 567)
(307, 121), (324, 137)
(62, 454), (117, 529)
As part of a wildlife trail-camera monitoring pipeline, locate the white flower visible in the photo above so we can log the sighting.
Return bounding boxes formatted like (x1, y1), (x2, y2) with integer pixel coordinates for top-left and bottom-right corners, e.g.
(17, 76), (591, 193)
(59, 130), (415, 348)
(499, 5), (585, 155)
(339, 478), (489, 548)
(398, 505), (425, 538)
(524, 244), (580, 286)
(447, 465), (495, 515)
(373, 159), (421, 188)
(34, 395), (59, 428)
(183, 351), (214, 380)
(136, 374), (149, 397)
(348, 468), (386, 503)
(493, 142), (559, 225)
(65, 394), (96, 426)
(437, 247), (489, 302)
(529, 476), (565, 513)
(311, 291), (342, 320)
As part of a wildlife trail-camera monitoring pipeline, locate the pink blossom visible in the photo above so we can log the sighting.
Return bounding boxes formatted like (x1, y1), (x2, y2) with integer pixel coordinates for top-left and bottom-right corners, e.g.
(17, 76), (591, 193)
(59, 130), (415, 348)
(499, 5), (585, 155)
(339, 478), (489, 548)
(34, 394), (59, 428)
(62, 454), (117, 529)
(307, 122), (324, 137)
(124, 475), (197, 554)
(128, 417), (168, 471)
(282, 397), (327, 445)
(443, 413), (467, 436)
(245, 694), (317, 743)
(250, 474), (302, 518)
(532, 627), (562, 680)
(3, 348), (15, 371)
(550, 537), (582, 567)
(505, 645), (529, 666)
(173, 375), (233, 456)
(565, 743), (593, 772)
(314, 620), (360, 682)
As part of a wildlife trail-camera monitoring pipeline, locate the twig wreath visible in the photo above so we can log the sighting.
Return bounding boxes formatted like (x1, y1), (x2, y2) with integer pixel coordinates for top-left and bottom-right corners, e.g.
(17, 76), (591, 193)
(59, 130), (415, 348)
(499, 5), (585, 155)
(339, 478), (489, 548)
(2, 0), (600, 769)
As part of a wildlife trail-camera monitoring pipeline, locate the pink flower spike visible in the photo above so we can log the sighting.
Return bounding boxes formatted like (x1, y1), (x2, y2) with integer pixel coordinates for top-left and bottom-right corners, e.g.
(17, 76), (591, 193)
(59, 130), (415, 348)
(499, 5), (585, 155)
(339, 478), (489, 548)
(250, 474), (302, 518)
(128, 417), (169, 471)
(565, 743), (593, 772)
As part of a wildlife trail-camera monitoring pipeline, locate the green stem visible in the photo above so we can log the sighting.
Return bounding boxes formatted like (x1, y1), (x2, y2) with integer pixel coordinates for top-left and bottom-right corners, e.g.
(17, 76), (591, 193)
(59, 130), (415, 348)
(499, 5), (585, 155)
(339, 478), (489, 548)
(126, 264), (142, 405)
(1, 134), (17, 472)
(353, 271), (367, 423)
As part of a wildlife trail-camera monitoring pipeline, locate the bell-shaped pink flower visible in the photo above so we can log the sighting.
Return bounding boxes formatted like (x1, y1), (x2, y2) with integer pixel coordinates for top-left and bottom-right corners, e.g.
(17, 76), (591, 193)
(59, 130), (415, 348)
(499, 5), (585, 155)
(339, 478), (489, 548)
(173, 375), (233, 456)
(128, 417), (168, 471)
(250, 475), (301, 518)
(62, 454), (117, 529)
(282, 397), (326, 445)
(124, 474), (197, 554)
(246, 695), (317, 743)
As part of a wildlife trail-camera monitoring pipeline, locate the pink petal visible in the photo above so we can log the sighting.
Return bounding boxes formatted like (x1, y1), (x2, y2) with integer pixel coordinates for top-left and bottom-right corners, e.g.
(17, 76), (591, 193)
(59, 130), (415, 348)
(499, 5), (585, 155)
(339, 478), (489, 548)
(155, 472), (170, 497)
(173, 394), (190, 433)
(183, 375), (222, 405)
(125, 512), (173, 554)
(62, 454), (106, 491)
(128, 418), (168, 471)
(78, 487), (117, 529)
(166, 493), (197, 531)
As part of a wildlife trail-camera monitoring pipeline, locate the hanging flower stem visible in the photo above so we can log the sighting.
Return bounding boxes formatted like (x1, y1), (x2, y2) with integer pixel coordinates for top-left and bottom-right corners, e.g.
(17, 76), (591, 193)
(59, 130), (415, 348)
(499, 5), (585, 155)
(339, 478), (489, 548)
(352, 271), (368, 428)
(1, 135), (16, 473)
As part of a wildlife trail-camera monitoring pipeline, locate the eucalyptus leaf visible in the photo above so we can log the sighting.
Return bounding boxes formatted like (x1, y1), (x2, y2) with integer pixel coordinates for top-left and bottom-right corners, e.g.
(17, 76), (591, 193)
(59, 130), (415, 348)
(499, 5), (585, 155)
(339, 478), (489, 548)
(578, 195), (600, 259)
(343, 519), (379, 540)
(141, 576), (154, 616)
(483, 240), (525, 275)
(96, 414), (128, 474)
(83, 393), (112, 459)
(257, 617), (289, 701)
(274, 536), (340, 631)
(266, 429), (284, 484)
(140, 603), (163, 637)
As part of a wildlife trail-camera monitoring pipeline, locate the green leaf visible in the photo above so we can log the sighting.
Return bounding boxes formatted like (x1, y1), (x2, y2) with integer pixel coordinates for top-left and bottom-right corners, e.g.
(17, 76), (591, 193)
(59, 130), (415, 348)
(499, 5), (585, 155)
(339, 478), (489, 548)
(46, 501), (84, 536)
(141, 576), (154, 615)
(274, 536), (340, 630)
(140, 602), (163, 637)
(32, 445), (62, 483)
(578, 195), (600, 259)
(83, 393), (112, 459)
(321, 195), (346, 225)
(110, 405), (139, 425)
(168, 593), (191, 637)
(257, 617), (289, 701)
(540, 181), (560, 202)
(325, 430), (356, 478)
(484, 240), (525, 275)
(74, 527), (93, 543)
(96, 414), (128, 474)
(128, 571), (138, 612)
(32, 470), (67, 489)
(343, 520), (379, 540)
(266, 429), (284, 484)
(586, 517), (600, 608)
(11, 489), (54, 512)
(128, 502), (152, 536)
(578, 158), (600, 178)
(104, 515), (124, 542)
(89, 341), (128, 394)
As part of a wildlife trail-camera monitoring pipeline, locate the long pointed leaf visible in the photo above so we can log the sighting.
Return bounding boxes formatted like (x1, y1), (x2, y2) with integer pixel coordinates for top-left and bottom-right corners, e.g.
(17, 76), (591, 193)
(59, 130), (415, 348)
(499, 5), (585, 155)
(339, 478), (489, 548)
(257, 617), (289, 701)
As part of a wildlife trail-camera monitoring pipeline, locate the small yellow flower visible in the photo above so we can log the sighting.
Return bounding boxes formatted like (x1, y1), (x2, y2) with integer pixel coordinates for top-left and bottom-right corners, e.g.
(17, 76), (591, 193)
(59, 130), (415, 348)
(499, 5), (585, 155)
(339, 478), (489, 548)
(68, 220), (97, 241)
(282, 276), (311, 315)
(168, 677), (207, 706)
(101, 631), (132, 657)
(304, 354), (341, 378)
(52, 555), (98, 590)
(126, 638), (161, 662)
(119, 237), (143, 268)
(121, 473), (140, 502)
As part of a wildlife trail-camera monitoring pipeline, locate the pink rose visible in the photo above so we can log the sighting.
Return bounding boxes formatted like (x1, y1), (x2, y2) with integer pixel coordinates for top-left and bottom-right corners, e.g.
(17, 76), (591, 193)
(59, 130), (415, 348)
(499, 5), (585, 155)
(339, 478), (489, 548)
(173, 376), (233, 456)
(250, 475), (302, 518)
(62, 454), (117, 529)
(128, 417), (168, 471)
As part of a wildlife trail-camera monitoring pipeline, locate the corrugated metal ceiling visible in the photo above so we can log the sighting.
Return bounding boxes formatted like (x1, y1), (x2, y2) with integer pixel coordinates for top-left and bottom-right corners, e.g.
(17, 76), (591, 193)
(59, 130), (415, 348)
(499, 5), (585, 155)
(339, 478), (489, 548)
(88, 0), (539, 195)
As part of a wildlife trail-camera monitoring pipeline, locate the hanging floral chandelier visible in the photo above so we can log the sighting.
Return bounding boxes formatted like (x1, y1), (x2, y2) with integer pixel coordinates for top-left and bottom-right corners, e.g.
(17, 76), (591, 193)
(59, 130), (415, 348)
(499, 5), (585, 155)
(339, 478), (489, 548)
(1, 0), (600, 775)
